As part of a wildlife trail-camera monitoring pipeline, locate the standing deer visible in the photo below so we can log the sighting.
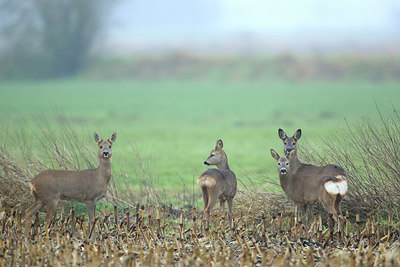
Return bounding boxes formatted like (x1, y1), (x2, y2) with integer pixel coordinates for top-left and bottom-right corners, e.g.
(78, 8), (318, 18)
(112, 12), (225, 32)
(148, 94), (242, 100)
(197, 139), (237, 221)
(273, 128), (348, 221)
(278, 128), (314, 221)
(25, 132), (116, 231)
(270, 149), (348, 221)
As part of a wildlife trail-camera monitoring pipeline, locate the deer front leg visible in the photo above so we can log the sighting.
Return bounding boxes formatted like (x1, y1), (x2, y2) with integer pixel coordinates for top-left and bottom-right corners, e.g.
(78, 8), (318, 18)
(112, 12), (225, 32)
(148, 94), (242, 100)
(295, 204), (306, 225)
(45, 199), (59, 226)
(227, 197), (233, 223)
(86, 201), (96, 225)
(219, 199), (226, 216)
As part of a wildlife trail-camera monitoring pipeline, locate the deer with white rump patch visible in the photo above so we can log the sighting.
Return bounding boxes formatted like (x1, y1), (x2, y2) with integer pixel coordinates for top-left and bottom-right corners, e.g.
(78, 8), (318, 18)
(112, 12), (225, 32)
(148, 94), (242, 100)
(25, 132), (116, 232)
(270, 149), (347, 221)
(198, 139), (237, 221)
(273, 128), (348, 221)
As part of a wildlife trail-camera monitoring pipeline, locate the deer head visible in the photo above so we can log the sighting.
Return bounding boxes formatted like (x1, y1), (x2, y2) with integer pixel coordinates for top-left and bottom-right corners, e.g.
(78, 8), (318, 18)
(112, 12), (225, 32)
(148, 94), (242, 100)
(94, 132), (116, 159)
(270, 149), (295, 175)
(204, 139), (224, 166)
(278, 128), (301, 154)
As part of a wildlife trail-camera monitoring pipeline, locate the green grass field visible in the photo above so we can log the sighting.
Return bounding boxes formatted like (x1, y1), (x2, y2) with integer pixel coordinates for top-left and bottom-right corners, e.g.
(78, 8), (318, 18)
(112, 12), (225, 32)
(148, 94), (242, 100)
(0, 79), (399, 193)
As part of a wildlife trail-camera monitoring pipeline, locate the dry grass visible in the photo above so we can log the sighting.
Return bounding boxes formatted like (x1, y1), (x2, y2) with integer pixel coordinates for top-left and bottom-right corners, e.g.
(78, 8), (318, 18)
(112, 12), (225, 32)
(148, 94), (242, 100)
(1, 204), (400, 266)
(302, 107), (400, 219)
(0, 114), (168, 211)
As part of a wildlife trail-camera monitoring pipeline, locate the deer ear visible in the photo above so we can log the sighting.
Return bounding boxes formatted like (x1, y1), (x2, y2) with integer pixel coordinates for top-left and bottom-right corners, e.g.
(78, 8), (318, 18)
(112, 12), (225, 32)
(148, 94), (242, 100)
(270, 149), (280, 161)
(215, 139), (223, 150)
(108, 132), (117, 143)
(278, 129), (287, 140)
(293, 129), (302, 140)
(94, 132), (102, 143)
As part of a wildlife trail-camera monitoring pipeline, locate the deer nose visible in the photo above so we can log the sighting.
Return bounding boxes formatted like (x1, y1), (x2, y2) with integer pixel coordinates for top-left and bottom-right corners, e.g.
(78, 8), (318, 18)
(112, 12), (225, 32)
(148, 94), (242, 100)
(204, 161), (210, 166)
(280, 168), (287, 174)
(103, 151), (109, 157)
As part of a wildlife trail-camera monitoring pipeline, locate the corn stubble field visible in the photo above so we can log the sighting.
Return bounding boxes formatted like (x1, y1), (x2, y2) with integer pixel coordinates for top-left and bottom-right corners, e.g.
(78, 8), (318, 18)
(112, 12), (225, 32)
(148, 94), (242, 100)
(1, 204), (400, 266)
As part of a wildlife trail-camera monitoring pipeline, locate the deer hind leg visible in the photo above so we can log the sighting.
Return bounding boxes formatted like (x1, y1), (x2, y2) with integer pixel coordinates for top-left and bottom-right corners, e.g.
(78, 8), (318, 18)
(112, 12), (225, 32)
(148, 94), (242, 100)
(201, 187), (209, 219)
(334, 195), (343, 220)
(25, 200), (44, 232)
(204, 188), (219, 221)
(201, 187), (209, 210)
(320, 195), (339, 221)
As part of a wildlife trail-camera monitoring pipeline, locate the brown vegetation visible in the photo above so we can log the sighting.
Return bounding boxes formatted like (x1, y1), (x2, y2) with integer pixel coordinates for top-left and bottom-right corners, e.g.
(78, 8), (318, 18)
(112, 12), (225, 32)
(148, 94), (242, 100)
(87, 53), (400, 81)
(1, 204), (400, 266)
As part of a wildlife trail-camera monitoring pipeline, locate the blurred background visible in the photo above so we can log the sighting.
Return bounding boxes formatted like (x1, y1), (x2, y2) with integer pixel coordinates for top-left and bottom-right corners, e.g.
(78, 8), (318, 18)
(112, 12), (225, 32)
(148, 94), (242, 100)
(1, 0), (400, 79)
(0, 0), (400, 204)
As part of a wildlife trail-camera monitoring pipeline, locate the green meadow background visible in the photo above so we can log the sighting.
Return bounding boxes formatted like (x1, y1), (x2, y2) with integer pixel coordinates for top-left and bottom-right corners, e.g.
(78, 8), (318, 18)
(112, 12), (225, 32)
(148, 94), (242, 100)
(2, 0), (400, 203)
(1, 78), (399, 195)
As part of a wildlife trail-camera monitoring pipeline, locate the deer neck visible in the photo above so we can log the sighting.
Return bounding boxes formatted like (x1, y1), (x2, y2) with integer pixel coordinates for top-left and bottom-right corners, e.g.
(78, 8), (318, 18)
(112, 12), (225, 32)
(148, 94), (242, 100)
(98, 158), (112, 184)
(279, 173), (291, 193)
(217, 152), (230, 171)
(289, 151), (302, 174)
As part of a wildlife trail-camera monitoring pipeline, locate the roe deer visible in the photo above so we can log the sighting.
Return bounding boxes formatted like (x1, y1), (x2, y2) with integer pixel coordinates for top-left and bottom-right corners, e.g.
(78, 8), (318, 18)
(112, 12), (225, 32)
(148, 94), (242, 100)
(277, 128), (348, 222)
(197, 139), (237, 221)
(25, 132), (116, 231)
(270, 147), (348, 221)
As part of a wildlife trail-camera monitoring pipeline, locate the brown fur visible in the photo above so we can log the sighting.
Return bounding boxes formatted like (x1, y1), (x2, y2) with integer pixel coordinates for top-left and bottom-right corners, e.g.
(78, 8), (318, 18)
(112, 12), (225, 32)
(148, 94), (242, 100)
(271, 146), (348, 221)
(277, 129), (348, 222)
(198, 140), (237, 221)
(24, 132), (116, 233)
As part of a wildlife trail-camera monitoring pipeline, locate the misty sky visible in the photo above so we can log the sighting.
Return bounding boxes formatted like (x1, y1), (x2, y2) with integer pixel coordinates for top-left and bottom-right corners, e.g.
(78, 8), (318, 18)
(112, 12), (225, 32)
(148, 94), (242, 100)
(106, 0), (399, 52)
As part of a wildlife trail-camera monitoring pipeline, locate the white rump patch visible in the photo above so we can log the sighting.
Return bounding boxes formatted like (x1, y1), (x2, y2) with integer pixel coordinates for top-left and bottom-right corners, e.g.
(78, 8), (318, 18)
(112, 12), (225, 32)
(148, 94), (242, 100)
(324, 180), (348, 195)
(197, 176), (216, 188)
(335, 175), (346, 180)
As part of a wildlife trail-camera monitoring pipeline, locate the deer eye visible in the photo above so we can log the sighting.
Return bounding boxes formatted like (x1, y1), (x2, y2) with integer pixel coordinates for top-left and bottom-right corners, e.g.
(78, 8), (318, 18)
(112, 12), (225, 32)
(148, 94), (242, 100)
(284, 142), (287, 145)
(100, 146), (103, 149)
(109, 146), (111, 149)
(278, 162), (281, 166)
(286, 163), (289, 166)
(292, 142), (296, 145)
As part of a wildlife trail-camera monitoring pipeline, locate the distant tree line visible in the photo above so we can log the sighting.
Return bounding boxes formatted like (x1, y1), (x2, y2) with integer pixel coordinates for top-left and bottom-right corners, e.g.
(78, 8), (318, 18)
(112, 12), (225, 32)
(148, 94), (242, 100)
(0, 0), (109, 79)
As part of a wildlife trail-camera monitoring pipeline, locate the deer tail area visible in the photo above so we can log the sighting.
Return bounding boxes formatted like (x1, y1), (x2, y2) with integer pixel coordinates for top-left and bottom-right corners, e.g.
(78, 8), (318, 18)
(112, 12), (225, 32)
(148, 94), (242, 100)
(28, 182), (40, 200)
(197, 175), (216, 189)
(324, 177), (348, 196)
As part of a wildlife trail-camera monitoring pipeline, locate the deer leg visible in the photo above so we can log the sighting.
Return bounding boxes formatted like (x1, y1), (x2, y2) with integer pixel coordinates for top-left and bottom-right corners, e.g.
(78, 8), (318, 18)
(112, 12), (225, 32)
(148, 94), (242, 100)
(296, 204), (306, 224)
(308, 205), (314, 220)
(204, 189), (219, 221)
(201, 187), (209, 218)
(45, 199), (58, 226)
(227, 197), (233, 222)
(334, 195), (343, 219)
(219, 198), (226, 216)
(86, 201), (96, 225)
(320, 196), (339, 221)
(25, 200), (44, 233)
